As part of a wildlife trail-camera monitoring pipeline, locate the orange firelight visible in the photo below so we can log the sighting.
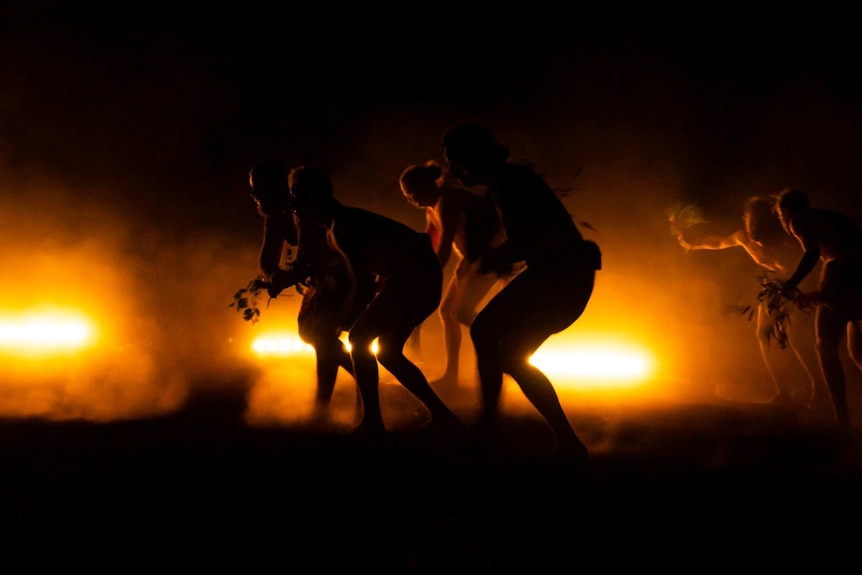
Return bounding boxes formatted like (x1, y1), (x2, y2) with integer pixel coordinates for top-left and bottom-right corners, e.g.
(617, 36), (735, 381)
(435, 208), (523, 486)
(0, 308), (97, 358)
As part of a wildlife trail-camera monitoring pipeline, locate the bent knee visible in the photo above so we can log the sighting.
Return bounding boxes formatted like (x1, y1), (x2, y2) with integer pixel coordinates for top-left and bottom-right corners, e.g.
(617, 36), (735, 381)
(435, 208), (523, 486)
(347, 330), (375, 353)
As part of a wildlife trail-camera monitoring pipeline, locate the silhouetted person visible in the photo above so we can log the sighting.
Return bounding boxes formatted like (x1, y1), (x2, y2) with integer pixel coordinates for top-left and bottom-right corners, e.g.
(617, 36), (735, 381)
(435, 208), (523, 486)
(676, 196), (825, 407)
(249, 159), (376, 422)
(442, 123), (601, 459)
(776, 188), (862, 426)
(400, 160), (521, 391)
(288, 165), (460, 435)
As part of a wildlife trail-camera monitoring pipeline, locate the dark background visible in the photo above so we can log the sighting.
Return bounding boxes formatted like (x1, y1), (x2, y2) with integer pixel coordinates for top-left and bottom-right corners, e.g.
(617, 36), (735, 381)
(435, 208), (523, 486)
(2, 5), (862, 570)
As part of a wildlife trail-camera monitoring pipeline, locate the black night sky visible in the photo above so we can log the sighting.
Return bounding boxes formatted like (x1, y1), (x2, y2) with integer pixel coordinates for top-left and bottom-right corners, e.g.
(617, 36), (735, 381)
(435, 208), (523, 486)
(2, 5), (862, 570)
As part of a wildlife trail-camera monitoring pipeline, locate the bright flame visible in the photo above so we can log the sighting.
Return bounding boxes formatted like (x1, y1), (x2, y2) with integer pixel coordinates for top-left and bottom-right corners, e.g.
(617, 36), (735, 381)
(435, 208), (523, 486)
(530, 336), (657, 391)
(344, 338), (380, 355)
(251, 331), (315, 357)
(0, 309), (97, 356)
(251, 332), (379, 358)
(249, 330), (655, 390)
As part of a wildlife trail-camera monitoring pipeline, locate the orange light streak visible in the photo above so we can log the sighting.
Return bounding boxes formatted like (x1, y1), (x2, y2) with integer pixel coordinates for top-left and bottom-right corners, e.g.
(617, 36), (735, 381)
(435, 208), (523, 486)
(0, 308), (97, 356)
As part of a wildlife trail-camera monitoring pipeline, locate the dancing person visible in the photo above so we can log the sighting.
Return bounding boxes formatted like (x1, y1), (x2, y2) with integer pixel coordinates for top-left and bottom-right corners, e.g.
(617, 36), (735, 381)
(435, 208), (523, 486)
(675, 196), (825, 407)
(399, 160), (521, 391)
(248, 159), (376, 422)
(288, 165), (460, 435)
(775, 188), (862, 426)
(442, 123), (601, 459)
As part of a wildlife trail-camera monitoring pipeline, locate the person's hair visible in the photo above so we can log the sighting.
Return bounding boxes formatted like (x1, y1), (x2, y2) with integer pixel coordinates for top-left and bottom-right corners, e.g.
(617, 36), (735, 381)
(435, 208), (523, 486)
(776, 188), (810, 214)
(399, 160), (443, 197)
(744, 196), (786, 245)
(441, 123), (509, 170)
(249, 158), (287, 183)
(745, 196), (779, 224)
(288, 165), (334, 200)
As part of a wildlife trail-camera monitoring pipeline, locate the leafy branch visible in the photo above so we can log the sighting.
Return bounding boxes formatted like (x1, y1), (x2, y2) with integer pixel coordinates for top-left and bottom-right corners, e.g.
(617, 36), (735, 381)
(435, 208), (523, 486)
(228, 278), (272, 324)
(729, 273), (813, 349)
(668, 202), (708, 236)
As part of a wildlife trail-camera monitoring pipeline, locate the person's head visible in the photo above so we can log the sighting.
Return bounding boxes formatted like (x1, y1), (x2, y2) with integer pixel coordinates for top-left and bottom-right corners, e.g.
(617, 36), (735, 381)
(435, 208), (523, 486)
(743, 196), (786, 245)
(441, 123), (509, 187)
(399, 161), (444, 209)
(248, 159), (289, 216)
(288, 165), (335, 225)
(775, 188), (810, 233)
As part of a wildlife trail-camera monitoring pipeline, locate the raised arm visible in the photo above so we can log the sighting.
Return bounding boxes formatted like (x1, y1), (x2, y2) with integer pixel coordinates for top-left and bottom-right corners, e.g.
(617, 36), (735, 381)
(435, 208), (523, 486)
(677, 228), (744, 251)
(782, 219), (821, 292)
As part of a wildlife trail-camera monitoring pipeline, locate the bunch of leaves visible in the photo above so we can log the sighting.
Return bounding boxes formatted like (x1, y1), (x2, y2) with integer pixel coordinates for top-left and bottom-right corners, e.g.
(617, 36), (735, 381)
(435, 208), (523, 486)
(731, 273), (812, 349)
(668, 202), (708, 235)
(228, 278), (272, 324)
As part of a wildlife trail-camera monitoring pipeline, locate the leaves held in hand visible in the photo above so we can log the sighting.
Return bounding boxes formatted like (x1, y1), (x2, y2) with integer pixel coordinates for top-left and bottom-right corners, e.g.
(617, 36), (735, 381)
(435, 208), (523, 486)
(731, 273), (813, 349)
(228, 278), (273, 324)
(668, 203), (708, 235)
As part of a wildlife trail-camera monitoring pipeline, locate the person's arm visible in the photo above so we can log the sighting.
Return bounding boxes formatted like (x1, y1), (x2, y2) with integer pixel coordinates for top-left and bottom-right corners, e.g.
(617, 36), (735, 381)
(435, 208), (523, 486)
(259, 216), (288, 280)
(782, 222), (821, 292)
(324, 222), (358, 325)
(783, 251), (819, 289)
(259, 214), (305, 296)
(783, 218), (820, 294)
(677, 229), (743, 251)
(434, 199), (459, 268)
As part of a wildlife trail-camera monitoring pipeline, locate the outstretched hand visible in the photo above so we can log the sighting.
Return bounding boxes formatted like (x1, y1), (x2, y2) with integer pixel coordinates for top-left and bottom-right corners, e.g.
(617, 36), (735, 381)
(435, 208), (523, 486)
(676, 232), (693, 250)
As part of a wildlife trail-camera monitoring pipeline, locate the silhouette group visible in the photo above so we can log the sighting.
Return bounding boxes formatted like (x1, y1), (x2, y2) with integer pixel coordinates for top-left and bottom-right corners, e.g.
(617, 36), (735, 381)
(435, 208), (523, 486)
(244, 123), (862, 460)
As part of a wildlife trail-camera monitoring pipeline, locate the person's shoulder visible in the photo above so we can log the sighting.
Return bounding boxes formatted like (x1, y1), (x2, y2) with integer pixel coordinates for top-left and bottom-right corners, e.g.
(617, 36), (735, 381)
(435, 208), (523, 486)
(504, 161), (550, 186)
(439, 187), (474, 211)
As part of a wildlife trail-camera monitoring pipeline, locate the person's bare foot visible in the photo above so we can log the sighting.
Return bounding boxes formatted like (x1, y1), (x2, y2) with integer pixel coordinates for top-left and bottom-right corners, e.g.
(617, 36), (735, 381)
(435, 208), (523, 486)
(551, 435), (590, 464)
(351, 419), (386, 439)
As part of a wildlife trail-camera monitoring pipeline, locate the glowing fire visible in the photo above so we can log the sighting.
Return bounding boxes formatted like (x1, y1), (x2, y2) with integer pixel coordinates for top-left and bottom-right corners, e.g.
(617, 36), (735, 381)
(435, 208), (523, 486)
(251, 332), (379, 357)
(529, 338), (656, 390)
(250, 331), (656, 390)
(0, 308), (97, 356)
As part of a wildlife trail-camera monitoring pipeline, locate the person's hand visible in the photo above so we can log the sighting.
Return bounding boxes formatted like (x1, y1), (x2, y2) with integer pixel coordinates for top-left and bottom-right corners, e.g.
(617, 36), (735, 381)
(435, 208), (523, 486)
(778, 281), (797, 300)
(265, 282), (283, 299)
(677, 232), (692, 250)
(796, 291), (819, 309)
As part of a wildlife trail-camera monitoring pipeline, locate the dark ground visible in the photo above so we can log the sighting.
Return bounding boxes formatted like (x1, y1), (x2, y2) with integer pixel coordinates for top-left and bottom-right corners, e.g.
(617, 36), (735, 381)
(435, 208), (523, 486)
(2, 377), (861, 572)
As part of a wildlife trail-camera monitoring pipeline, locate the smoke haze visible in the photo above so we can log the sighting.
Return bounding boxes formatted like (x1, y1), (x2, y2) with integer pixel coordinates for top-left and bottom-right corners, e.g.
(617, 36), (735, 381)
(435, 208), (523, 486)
(2, 8), (862, 421)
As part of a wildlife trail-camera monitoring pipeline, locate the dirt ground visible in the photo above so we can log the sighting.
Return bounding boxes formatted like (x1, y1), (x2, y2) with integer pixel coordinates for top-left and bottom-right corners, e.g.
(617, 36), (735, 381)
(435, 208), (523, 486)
(1, 369), (861, 573)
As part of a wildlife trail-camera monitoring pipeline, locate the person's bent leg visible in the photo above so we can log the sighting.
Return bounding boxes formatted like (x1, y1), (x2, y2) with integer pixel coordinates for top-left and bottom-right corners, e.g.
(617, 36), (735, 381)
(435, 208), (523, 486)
(470, 306), (505, 427)
(314, 338), (344, 406)
(816, 305), (850, 425)
(847, 320), (862, 373)
(435, 274), (463, 388)
(506, 356), (587, 458)
(756, 304), (793, 404)
(348, 321), (385, 433)
(377, 330), (458, 425)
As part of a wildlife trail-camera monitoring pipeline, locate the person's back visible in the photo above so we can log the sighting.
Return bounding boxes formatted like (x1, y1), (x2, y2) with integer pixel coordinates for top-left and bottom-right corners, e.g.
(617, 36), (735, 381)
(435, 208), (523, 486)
(289, 164), (458, 435)
(333, 203), (438, 279)
(791, 207), (862, 263)
(492, 161), (584, 270)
